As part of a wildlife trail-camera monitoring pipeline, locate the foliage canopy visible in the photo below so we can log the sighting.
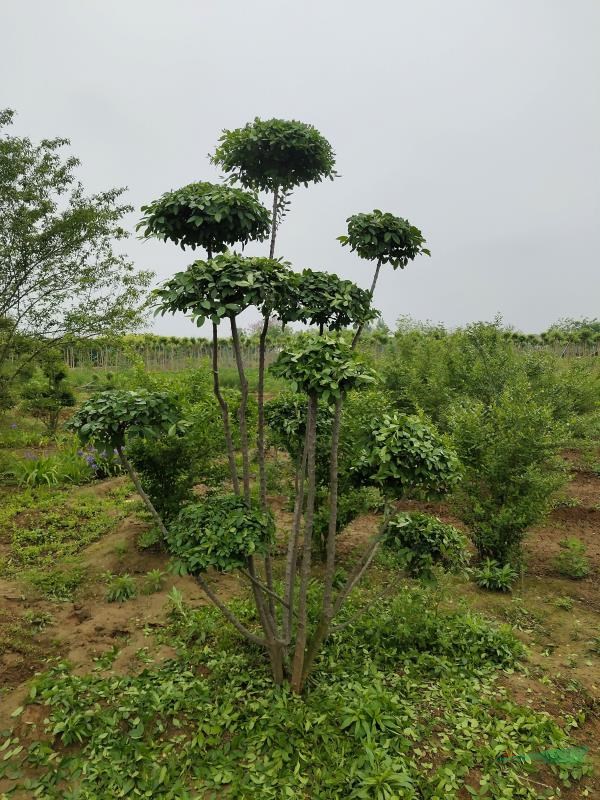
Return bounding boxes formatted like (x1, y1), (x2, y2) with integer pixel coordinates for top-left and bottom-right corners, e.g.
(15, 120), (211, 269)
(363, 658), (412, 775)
(138, 181), (271, 253)
(339, 209), (430, 268)
(212, 117), (337, 192)
(67, 389), (180, 449)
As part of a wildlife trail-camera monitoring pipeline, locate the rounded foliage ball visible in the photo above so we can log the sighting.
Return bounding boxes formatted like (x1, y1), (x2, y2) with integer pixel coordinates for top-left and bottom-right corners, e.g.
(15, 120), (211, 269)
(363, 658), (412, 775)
(212, 117), (337, 192)
(138, 182), (271, 253)
(339, 210), (430, 268)
(294, 269), (379, 332)
(271, 337), (374, 402)
(67, 390), (180, 449)
(353, 412), (461, 498)
(154, 253), (294, 326)
(167, 493), (275, 573)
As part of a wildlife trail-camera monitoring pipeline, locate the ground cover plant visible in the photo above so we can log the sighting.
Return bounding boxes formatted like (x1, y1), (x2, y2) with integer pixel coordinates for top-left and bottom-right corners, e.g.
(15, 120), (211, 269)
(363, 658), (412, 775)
(0, 585), (593, 799)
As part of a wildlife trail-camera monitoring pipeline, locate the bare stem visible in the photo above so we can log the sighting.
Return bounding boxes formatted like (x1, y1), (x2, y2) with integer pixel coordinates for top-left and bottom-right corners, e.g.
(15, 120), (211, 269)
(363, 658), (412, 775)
(290, 394), (318, 692)
(116, 445), (168, 540)
(212, 322), (240, 495)
(229, 317), (251, 503)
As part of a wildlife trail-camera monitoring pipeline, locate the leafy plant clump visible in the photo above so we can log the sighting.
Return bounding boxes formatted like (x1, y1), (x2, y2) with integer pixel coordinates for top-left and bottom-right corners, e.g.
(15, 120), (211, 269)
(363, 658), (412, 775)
(167, 493), (275, 573)
(352, 412), (461, 498)
(554, 538), (591, 579)
(384, 512), (470, 578)
(473, 559), (519, 592)
(105, 573), (136, 603)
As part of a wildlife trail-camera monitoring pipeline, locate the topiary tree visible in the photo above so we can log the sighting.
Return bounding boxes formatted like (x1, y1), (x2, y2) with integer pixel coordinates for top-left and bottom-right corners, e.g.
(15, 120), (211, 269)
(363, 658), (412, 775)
(131, 120), (443, 692)
(212, 117), (337, 257)
(21, 351), (76, 435)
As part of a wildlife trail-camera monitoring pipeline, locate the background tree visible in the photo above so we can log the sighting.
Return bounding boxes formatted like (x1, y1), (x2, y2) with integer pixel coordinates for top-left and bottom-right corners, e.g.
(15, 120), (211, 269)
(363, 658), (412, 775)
(0, 109), (152, 389)
(20, 350), (75, 435)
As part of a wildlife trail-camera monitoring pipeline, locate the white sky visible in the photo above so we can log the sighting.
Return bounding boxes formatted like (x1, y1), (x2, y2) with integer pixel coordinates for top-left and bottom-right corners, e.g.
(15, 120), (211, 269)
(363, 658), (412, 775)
(4, 0), (600, 335)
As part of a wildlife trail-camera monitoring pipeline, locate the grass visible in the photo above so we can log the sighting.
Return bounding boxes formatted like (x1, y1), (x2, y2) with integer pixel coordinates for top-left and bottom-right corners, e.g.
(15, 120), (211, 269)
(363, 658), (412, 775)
(0, 485), (125, 577)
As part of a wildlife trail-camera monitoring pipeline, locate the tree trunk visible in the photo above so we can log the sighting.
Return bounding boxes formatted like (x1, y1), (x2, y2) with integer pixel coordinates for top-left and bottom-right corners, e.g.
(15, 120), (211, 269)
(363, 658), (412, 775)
(269, 186), (279, 259)
(230, 317), (251, 504)
(300, 395), (343, 683)
(211, 323), (240, 496)
(352, 258), (382, 349)
(290, 393), (318, 692)
(283, 438), (309, 645)
(116, 445), (169, 540)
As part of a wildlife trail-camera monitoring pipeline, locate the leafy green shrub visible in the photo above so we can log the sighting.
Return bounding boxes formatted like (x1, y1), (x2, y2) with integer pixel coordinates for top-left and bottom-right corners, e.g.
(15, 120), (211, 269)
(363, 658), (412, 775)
(106, 573), (136, 603)
(167, 493), (275, 573)
(383, 512), (470, 578)
(126, 434), (195, 522)
(20, 352), (76, 435)
(554, 538), (590, 579)
(473, 559), (518, 592)
(448, 380), (565, 565)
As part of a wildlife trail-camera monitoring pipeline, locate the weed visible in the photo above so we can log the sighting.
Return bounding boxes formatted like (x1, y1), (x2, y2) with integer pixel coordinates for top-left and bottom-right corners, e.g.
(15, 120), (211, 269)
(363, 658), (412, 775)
(25, 564), (87, 601)
(143, 568), (166, 594)
(473, 559), (518, 592)
(23, 610), (54, 631)
(588, 636), (600, 656)
(113, 541), (128, 558)
(105, 574), (136, 603)
(552, 595), (574, 611)
(554, 538), (590, 579)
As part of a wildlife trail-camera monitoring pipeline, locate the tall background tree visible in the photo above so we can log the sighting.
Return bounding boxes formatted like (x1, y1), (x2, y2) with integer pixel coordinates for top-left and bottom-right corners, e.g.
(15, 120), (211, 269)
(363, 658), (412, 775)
(0, 109), (152, 405)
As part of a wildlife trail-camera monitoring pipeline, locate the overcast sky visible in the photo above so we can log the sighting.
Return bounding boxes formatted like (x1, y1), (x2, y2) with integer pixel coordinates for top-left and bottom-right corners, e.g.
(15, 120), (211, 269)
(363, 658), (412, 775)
(4, 0), (599, 335)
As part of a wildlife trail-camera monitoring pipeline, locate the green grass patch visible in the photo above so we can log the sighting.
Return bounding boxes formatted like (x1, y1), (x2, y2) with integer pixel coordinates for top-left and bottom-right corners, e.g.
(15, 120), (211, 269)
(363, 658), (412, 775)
(0, 486), (126, 576)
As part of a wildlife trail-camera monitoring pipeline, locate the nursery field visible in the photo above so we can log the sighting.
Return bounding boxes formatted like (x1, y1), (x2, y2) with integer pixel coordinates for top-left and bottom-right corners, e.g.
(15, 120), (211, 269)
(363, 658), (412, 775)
(0, 335), (599, 800)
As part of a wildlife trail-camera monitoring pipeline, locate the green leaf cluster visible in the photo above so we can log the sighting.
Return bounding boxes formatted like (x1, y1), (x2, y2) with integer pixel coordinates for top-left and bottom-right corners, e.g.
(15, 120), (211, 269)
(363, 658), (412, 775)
(384, 512), (470, 578)
(212, 117), (337, 191)
(339, 210), (430, 267)
(166, 493), (275, 573)
(67, 390), (180, 449)
(294, 269), (378, 331)
(154, 252), (294, 327)
(271, 337), (374, 401)
(138, 182), (271, 253)
(353, 412), (461, 498)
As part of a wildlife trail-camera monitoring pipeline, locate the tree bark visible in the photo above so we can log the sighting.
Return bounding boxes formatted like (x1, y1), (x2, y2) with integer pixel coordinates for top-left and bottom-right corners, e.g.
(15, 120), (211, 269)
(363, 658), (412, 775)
(269, 186), (279, 259)
(283, 433), (309, 645)
(300, 394), (343, 683)
(230, 317), (251, 504)
(212, 322), (240, 496)
(290, 394), (318, 692)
